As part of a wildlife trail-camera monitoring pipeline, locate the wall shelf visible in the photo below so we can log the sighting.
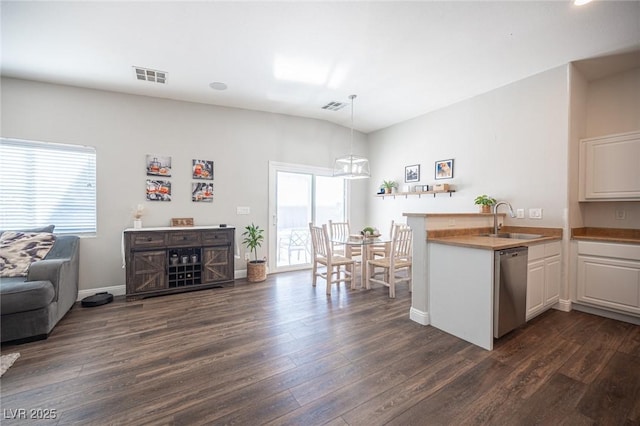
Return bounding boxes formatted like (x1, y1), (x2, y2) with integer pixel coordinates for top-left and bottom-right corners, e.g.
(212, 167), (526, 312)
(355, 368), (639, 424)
(376, 190), (456, 199)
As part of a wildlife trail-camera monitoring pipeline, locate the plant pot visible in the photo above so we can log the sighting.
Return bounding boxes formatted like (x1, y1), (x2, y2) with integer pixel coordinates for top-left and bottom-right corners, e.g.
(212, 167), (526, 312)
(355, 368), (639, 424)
(247, 260), (267, 282)
(480, 205), (492, 214)
(384, 188), (392, 194)
(133, 219), (142, 229)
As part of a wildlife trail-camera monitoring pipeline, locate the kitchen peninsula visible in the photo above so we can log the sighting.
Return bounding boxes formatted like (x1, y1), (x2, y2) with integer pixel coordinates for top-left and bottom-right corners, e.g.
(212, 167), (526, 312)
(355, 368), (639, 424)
(404, 212), (562, 350)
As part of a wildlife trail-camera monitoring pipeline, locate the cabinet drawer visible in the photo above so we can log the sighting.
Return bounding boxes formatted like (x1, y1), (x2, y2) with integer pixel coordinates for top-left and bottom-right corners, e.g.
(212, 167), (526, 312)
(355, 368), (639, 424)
(544, 241), (561, 257)
(202, 230), (232, 246)
(528, 244), (545, 261)
(168, 231), (201, 247)
(129, 232), (167, 249)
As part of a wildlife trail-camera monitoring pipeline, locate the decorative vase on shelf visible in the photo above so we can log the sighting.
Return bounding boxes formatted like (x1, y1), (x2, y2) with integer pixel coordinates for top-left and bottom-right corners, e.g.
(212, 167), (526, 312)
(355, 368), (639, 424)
(133, 219), (142, 229)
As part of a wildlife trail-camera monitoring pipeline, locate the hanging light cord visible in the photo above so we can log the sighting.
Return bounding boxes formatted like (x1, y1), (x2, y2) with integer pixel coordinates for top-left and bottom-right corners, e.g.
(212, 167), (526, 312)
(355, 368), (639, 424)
(349, 94), (356, 156)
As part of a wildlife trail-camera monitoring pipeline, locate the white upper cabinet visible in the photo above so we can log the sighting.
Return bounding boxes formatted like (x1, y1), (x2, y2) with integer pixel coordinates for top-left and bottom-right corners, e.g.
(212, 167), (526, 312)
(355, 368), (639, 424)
(579, 130), (640, 201)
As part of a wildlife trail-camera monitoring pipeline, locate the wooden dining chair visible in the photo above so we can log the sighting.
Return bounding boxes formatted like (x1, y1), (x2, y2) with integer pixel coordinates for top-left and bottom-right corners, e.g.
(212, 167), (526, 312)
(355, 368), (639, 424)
(309, 223), (357, 295)
(370, 220), (408, 259)
(366, 225), (413, 298)
(328, 220), (362, 259)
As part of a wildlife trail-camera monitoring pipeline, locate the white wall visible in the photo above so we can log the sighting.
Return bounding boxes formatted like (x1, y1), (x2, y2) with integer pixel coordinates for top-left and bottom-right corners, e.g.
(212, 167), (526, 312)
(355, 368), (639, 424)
(568, 64), (588, 230)
(0, 77), (368, 292)
(366, 65), (570, 229)
(582, 67), (640, 229)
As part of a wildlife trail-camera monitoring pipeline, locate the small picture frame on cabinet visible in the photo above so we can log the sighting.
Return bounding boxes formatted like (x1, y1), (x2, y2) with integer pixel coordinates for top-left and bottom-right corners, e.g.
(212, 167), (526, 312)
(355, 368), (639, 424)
(171, 217), (194, 227)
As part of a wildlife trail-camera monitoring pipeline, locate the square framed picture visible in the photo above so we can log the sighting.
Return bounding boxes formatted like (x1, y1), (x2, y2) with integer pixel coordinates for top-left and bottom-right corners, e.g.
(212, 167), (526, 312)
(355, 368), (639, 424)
(435, 159), (454, 180)
(405, 164), (420, 182)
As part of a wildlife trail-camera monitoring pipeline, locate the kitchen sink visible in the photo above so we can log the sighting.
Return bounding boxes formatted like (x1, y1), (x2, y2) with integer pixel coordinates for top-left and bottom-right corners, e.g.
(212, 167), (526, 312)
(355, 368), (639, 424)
(480, 233), (544, 240)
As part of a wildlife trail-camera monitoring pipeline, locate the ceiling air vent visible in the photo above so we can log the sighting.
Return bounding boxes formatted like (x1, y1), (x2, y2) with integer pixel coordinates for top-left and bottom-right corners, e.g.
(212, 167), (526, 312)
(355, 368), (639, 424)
(133, 66), (167, 84)
(321, 101), (348, 111)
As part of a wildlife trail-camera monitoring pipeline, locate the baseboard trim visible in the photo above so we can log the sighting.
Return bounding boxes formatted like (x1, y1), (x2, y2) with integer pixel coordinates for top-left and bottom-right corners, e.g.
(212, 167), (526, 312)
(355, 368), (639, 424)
(554, 299), (572, 312)
(78, 271), (248, 301)
(77, 285), (126, 301)
(409, 307), (430, 325)
(572, 303), (640, 325)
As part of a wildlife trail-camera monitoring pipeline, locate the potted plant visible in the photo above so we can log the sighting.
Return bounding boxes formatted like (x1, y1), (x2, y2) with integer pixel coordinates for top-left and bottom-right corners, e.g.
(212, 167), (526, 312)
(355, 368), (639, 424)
(474, 194), (497, 213)
(242, 223), (267, 282)
(381, 180), (398, 194)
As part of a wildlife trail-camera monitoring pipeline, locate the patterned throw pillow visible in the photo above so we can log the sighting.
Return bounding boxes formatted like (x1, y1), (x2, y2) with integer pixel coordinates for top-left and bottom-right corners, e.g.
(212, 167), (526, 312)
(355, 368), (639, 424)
(0, 232), (57, 278)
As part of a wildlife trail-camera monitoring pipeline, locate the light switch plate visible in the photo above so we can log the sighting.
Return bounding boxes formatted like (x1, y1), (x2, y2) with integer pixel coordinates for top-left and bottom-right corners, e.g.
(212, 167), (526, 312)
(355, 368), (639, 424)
(236, 206), (250, 215)
(529, 208), (542, 219)
(516, 208), (525, 219)
(615, 209), (626, 220)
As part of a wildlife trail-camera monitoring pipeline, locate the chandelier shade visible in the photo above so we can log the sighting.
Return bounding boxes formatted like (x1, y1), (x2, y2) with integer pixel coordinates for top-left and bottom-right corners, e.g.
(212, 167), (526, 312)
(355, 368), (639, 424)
(332, 94), (370, 179)
(333, 154), (370, 179)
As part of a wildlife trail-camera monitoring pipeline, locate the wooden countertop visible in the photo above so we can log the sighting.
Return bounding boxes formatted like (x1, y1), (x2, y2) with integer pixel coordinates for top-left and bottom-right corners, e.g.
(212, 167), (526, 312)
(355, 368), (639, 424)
(572, 227), (640, 244)
(427, 226), (562, 250)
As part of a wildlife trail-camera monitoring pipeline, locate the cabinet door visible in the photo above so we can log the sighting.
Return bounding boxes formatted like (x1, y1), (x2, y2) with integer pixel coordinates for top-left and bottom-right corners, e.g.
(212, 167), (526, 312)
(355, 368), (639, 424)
(544, 254), (561, 306)
(128, 250), (167, 294)
(577, 255), (640, 315)
(527, 259), (545, 320)
(202, 246), (232, 283)
(580, 131), (640, 200)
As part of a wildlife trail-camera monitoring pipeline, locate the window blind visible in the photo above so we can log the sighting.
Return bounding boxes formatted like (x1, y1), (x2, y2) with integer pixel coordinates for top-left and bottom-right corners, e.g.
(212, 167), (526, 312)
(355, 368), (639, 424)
(0, 138), (97, 234)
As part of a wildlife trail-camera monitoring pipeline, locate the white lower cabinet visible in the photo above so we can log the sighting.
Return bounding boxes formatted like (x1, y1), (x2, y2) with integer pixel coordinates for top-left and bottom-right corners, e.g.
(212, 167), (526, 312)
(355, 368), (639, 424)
(526, 241), (561, 320)
(577, 241), (640, 316)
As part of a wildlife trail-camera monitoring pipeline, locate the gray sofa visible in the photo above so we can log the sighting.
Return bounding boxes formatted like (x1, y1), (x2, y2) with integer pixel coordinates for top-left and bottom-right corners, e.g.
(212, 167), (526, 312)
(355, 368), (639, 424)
(1, 233), (80, 344)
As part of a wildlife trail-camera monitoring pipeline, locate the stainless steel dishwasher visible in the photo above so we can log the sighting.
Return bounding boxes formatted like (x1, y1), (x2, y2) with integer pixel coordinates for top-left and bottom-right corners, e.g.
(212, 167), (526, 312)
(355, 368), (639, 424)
(494, 246), (528, 338)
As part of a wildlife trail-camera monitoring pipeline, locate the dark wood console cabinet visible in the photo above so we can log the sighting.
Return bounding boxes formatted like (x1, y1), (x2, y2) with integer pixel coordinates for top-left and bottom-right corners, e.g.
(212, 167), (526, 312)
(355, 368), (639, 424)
(124, 226), (235, 300)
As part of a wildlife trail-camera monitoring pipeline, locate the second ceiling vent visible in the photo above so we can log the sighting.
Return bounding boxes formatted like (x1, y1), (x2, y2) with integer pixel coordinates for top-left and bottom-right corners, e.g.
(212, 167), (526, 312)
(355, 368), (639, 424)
(321, 101), (348, 111)
(133, 67), (167, 84)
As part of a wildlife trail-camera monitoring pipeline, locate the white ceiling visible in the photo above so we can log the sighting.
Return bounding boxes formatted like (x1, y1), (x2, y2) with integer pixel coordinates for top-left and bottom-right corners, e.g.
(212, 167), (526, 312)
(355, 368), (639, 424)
(1, 1), (639, 133)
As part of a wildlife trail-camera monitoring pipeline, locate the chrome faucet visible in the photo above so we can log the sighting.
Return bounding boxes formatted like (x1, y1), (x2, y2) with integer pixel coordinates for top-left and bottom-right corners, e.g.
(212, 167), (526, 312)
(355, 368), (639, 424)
(493, 201), (515, 235)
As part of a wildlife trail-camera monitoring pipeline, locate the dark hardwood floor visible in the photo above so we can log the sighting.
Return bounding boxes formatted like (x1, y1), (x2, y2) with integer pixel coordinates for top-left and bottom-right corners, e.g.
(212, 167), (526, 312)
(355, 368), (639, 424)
(1, 270), (639, 425)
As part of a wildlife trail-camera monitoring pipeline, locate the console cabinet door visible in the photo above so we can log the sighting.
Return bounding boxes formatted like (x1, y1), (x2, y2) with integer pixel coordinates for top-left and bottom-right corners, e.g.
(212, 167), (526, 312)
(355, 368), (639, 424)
(202, 246), (232, 283)
(129, 250), (167, 293)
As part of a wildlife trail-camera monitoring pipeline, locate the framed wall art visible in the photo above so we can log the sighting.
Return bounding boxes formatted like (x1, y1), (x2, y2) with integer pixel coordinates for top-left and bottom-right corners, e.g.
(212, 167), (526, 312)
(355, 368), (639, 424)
(192, 159), (213, 180)
(146, 155), (172, 177)
(405, 164), (420, 183)
(146, 179), (171, 201)
(192, 182), (213, 202)
(435, 159), (454, 180)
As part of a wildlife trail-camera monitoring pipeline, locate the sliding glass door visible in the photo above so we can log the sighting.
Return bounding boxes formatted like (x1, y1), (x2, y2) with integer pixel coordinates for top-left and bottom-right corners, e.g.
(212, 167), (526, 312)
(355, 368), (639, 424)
(269, 162), (346, 272)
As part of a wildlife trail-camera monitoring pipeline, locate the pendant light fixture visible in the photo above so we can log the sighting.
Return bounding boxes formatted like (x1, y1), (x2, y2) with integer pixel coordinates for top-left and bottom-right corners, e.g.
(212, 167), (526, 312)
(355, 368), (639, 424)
(332, 94), (370, 179)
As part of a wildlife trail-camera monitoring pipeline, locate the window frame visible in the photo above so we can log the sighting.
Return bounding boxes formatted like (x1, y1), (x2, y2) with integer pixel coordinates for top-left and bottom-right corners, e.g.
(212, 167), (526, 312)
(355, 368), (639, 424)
(0, 137), (97, 235)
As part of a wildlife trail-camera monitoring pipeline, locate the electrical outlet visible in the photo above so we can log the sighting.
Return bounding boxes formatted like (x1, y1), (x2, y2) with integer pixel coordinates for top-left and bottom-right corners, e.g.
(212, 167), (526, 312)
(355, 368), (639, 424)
(237, 206), (250, 215)
(615, 209), (626, 220)
(516, 208), (525, 219)
(244, 252), (250, 261)
(529, 208), (543, 219)
(448, 218), (456, 227)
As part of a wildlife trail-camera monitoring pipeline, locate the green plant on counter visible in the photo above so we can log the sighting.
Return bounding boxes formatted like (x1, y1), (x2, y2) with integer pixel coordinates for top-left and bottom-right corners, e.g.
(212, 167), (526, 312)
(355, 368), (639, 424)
(474, 194), (497, 206)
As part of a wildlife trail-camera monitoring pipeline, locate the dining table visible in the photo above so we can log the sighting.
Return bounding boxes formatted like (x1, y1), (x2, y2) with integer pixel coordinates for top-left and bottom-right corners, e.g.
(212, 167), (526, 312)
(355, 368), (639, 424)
(331, 233), (392, 289)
